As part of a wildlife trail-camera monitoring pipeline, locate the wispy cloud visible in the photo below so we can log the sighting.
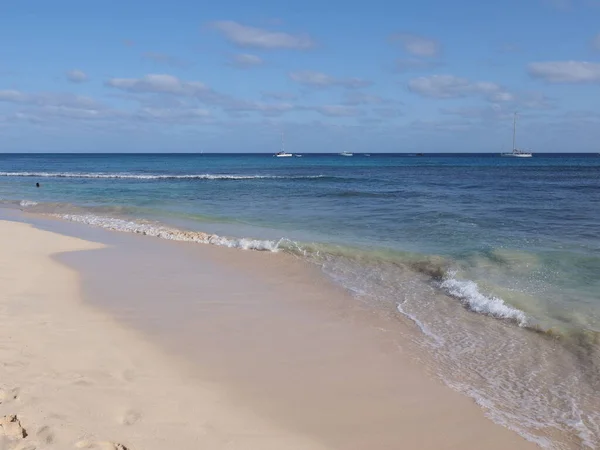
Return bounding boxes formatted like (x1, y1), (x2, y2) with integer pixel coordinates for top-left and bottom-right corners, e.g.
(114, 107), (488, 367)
(390, 33), (441, 57)
(0, 89), (101, 109)
(210, 21), (315, 50)
(342, 91), (397, 106)
(289, 70), (371, 89)
(66, 69), (88, 83)
(528, 61), (600, 83)
(407, 74), (511, 100)
(142, 52), (191, 68)
(228, 53), (264, 68)
(372, 107), (403, 118)
(312, 105), (360, 117)
(105, 74), (209, 95)
(134, 107), (212, 122)
(104, 74), (297, 118)
(261, 91), (297, 101)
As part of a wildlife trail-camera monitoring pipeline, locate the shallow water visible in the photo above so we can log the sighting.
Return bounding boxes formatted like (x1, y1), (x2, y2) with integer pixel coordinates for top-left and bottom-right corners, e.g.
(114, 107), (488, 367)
(1, 152), (599, 448)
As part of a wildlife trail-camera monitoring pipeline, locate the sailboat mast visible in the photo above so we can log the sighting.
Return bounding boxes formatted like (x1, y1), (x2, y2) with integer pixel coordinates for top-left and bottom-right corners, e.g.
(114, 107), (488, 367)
(513, 112), (517, 151)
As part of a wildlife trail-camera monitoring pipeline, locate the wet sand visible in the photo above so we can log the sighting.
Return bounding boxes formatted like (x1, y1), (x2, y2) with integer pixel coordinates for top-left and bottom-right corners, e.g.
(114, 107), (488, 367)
(0, 211), (538, 449)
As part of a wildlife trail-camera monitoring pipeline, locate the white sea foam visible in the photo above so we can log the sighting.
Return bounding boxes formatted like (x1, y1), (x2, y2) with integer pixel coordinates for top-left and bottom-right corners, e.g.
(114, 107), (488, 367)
(396, 302), (445, 347)
(19, 200), (38, 207)
(440, 273), (528, 326)
(0, 171), (326, 180)
(443, 380), (555, 449)
(55, 214), (282, 252)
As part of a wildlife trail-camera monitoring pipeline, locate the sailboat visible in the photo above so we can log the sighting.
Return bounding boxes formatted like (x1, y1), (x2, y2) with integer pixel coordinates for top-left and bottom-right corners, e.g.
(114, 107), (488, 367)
(274, 132), (292, 157)
(501, 112), (532, 158)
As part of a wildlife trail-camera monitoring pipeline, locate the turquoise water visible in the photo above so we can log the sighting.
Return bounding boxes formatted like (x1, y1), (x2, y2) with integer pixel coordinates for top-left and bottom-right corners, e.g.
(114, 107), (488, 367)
(1, 153), (599, 448)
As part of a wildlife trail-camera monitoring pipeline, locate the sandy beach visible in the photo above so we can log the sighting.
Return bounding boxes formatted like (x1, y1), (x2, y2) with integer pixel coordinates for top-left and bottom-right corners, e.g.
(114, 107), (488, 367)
(0, 217), (538, 449)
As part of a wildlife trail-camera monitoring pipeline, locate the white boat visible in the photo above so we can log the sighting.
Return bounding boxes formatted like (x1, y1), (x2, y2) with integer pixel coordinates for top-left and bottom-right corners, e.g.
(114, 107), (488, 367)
(339, 151), (353, 157)
(501, 113), (532, 158)
(274, 132), (293, 157)
(295, 154), (302, 157)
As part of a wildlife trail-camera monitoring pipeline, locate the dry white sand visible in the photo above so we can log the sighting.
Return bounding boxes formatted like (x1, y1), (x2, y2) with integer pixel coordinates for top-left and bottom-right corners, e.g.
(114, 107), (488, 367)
(0, 220), (329, 450)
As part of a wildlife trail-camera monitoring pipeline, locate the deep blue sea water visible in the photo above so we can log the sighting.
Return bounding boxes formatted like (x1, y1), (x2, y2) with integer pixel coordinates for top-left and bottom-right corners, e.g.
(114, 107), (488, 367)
(1, 152), (599, 448)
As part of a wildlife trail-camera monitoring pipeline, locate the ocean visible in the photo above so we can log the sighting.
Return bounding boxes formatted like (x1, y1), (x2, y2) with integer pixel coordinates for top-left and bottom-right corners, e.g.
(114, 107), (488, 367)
(1, 152), (599, 448)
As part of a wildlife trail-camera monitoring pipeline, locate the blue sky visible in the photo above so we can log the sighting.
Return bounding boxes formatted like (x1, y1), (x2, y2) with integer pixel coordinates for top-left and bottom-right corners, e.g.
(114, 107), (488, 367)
(1, 0), (600, 152)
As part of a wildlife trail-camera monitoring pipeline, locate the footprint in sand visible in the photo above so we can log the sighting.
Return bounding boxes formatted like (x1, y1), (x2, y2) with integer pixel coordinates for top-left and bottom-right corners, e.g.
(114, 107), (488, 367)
(119, 409), (141, 426)
(35, 426), (54, 445)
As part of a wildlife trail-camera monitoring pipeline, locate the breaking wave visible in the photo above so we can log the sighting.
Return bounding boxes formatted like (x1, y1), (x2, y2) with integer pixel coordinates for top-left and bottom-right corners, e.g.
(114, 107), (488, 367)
(19, 200), (38, 207)
(56, 214), (284, 252)
(0, 171), (328, 181)
(439, 272), (529, 326)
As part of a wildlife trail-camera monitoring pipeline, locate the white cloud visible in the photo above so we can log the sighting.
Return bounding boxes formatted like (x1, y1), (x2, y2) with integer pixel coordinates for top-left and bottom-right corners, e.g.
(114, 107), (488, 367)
(0, 89), (101, 109)
(342, 91), (395, 106)
(372, 107), (403, 118)
(105, 74), (209, 95)
(289, 70), (371, 89)
(229, 53), (264, 68)
(489, 91), (515, 102)
(440, 92), (554, 120)
(390, 33), (441, 57)
(407, 75), (508, 99)
(211, 21), (315, 50)
(135, 107), (212, 122)
(313, 105), (360, 117)
(142, 52), (190, 68)
(32, 106), (119, 120)
(104, 75), (296, 118)
(66, 69), (88, 83)
(440, 104), (510, 120)
(261, 91), (297, 101)
(527, 61), (600, 83)
(224, 101), (295, 116)
(5, 105), (214, 126)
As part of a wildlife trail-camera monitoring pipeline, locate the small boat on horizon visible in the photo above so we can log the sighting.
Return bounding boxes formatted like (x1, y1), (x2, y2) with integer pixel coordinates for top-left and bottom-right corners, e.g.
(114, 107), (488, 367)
(274, 132), (293, 157)
(339, 151), (353, 157)
(501, 113), (533, 158)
